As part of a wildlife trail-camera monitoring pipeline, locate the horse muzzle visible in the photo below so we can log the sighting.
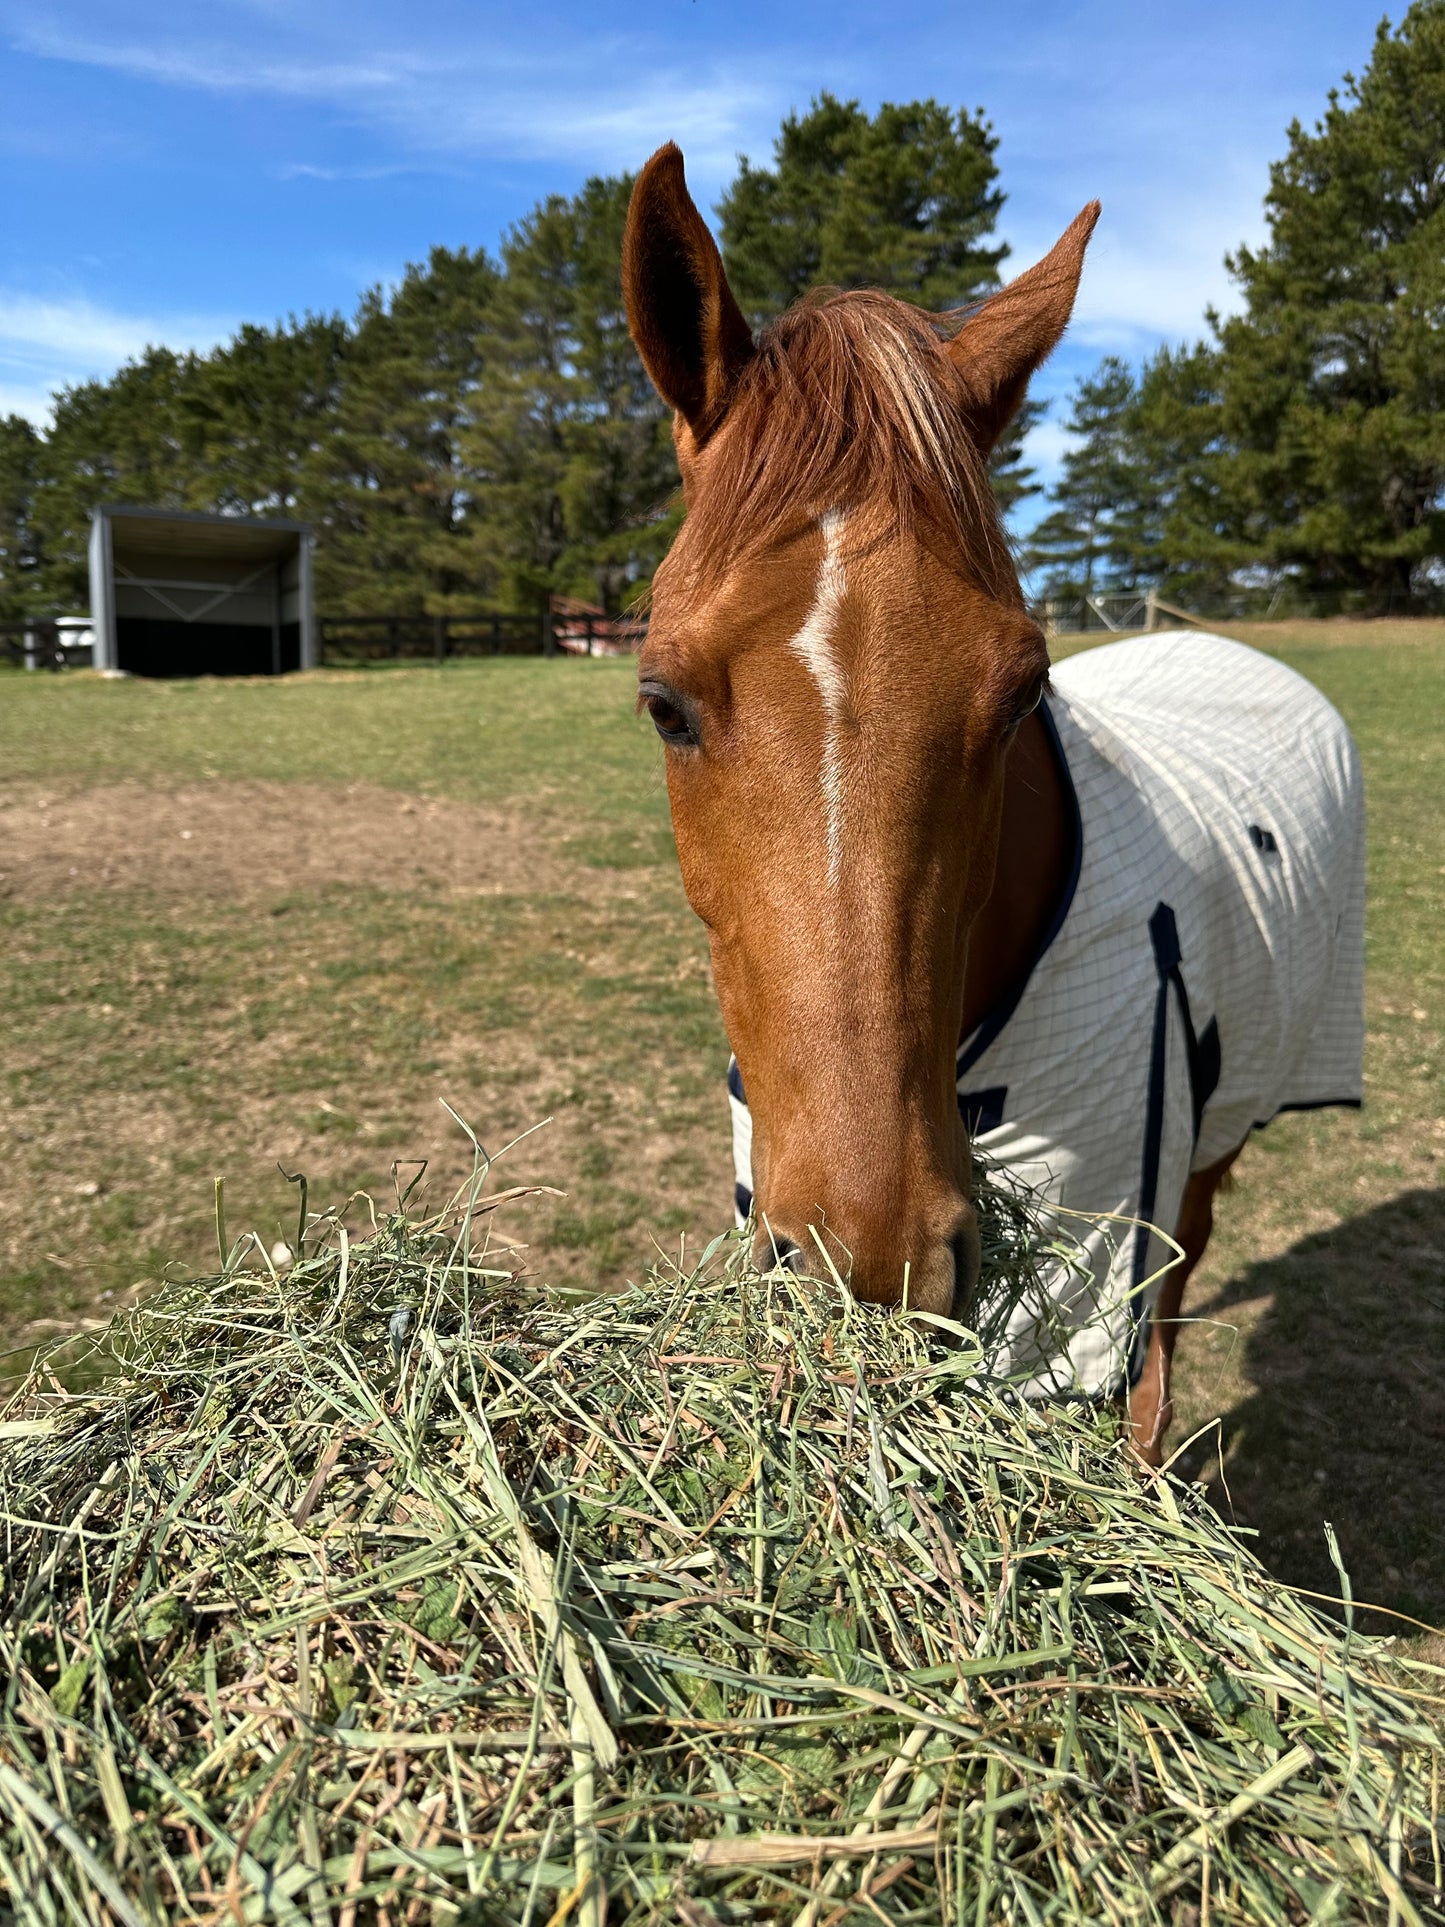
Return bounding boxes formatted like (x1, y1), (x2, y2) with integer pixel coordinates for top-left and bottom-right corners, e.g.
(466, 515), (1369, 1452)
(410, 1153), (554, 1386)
(751, 1191), (979, 1322)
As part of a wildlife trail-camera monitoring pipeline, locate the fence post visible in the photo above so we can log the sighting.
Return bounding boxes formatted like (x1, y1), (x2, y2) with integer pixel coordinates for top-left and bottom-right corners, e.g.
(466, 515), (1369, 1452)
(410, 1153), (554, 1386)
(433, 614), (446, 665)
(541, 604), (556, 658)
(1145, 586), (1158, 632)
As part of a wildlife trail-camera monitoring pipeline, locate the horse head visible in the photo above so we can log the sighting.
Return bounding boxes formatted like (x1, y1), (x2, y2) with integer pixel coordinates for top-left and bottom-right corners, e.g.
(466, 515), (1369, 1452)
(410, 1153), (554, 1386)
(624, 143), (1097, 1318)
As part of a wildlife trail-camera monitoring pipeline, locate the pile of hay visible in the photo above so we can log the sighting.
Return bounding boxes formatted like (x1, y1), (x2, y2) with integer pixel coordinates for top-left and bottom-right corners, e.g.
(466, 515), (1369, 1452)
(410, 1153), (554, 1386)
(1, 1159), (1441, 1925)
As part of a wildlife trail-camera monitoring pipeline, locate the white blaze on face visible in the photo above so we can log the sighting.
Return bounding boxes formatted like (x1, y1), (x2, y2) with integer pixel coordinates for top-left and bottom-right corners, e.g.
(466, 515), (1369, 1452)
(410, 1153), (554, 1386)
(787, 511), (849, 887)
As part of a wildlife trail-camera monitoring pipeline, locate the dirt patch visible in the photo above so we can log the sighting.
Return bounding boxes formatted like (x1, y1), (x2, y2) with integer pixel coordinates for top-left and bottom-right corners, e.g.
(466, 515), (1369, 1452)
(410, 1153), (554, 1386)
(0, 780), (586, 904)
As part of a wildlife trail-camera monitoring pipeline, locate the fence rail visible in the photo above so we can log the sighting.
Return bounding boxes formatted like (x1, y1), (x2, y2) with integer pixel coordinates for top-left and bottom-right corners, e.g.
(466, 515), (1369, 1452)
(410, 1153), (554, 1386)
(0, 620), (95, 670)
(1036, 588), (1209, 635)
(318, 613), (543, 664)
(0, 611), (650, 672)
(317, 609), (646, 665)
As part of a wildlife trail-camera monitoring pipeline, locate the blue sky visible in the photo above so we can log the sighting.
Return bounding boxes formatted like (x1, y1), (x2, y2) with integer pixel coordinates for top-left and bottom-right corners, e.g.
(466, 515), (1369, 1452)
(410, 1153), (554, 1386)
(0, 0), (1391, 507)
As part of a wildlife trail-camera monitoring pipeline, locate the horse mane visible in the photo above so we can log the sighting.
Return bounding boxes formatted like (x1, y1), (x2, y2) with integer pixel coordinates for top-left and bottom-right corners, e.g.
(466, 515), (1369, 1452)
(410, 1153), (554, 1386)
(676, 287), (1019, 600)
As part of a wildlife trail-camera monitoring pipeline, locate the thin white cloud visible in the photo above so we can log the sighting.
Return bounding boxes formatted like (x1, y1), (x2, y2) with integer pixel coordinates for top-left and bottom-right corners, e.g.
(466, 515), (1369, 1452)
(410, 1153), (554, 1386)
(274, 160), (448, 182)
(0, 378), (62, 424)
(1067, 239), (1245, 347)
(0, 292), (234, 365)
(14, 24), (408, 99)
(1020, 416), (1075, 475)
(990, 191), (1260, 360)
(14, 19), (778, 183)
(0, 292), (236, 423)
(907, 2), (1317, 359)
(0, 294), (187, 365)
(425, 77), (776, 182)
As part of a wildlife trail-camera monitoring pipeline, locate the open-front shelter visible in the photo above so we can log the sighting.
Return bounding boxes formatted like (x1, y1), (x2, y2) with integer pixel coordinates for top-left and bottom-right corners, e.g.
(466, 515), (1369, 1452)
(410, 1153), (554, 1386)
(89, 505), (316, 678)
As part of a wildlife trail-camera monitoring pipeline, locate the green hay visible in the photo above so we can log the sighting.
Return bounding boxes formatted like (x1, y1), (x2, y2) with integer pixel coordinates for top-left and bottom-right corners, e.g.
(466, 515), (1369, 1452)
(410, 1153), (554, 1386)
(0, 1151), (1441, 1925)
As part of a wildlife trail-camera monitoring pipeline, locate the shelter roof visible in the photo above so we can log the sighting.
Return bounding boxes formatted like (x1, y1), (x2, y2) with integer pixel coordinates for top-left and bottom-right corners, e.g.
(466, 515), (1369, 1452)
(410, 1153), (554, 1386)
(95, 505), (309, 564)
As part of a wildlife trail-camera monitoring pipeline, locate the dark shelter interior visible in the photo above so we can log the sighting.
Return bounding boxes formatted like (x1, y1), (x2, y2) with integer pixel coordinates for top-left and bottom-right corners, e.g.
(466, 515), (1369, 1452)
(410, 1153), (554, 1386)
(90, 507), (312, 678)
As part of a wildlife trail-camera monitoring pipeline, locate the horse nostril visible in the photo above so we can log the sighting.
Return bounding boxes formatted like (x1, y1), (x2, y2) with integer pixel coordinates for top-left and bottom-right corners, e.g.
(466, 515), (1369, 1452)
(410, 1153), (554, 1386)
(756, 1230), (804, 1274)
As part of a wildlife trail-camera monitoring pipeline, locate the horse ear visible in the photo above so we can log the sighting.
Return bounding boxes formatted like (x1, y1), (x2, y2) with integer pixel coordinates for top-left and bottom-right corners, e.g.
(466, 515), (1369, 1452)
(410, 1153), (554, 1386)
(623, 143), (755, 449)
(944, 202), (1101, 454)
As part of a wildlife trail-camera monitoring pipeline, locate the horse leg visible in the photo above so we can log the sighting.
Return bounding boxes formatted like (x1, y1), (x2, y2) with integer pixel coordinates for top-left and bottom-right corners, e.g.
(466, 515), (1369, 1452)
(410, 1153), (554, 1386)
(1129, 1143), (1244, 1467)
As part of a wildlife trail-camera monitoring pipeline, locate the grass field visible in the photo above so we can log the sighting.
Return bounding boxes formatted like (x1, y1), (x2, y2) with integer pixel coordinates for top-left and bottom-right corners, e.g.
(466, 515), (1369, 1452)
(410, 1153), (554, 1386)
(0, 617), (1441, 1633)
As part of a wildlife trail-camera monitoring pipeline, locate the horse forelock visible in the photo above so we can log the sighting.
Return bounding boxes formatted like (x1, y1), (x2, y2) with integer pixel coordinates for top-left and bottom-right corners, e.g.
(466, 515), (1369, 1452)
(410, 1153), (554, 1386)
(672, 288), (1017, 599)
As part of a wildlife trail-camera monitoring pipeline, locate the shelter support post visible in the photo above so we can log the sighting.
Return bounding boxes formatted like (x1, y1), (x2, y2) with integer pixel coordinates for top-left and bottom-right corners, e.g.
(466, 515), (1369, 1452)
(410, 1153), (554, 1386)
(89, 513), (117, 672)
(299, 534), (318, 670)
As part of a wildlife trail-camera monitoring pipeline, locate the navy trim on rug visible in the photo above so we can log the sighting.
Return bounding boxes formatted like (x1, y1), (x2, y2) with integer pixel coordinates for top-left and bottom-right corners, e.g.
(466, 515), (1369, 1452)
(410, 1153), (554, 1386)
(1128, 904), (1178, 1384)
(1127, 902), (1226, 1387)
(1188, 1016), (1222, 1146)
(1253, 1094), (1362, 1131)
(1156, 935), (1221, 1152)
(1131, 903), (1178, 1319)
(958, 1085), (1008, 1136)
(957, 696), (1084, 1079)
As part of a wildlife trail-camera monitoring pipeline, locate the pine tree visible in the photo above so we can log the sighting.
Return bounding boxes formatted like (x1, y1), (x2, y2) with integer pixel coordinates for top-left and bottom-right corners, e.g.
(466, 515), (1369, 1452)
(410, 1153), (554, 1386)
(1026, 345), (1248, 611)
(317, 248), (499, 615)
(552, 174), (678, 611)
(1129, 343), (1239, 605)
(29, 324), (347, 616)
(1211, 0), (1445, 609)
(458, 176), (673, 613)
(719, 94), (1005, 318)
(0, 415), (43, 622)
(717, 95), (1037, 513)
(30, 347), (207, 610)
(192, 316), (348, 520)
(1022, 360), (1146, 598)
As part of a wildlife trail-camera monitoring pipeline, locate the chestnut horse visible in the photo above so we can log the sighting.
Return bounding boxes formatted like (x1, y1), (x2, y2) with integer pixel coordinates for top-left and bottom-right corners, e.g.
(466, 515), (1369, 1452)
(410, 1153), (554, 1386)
(621, 145), (1364, 1462)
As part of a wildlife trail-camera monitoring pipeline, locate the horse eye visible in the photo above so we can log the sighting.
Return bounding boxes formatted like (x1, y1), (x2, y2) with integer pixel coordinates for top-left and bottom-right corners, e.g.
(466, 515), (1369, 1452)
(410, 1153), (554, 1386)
(646, 694), (694, 745)
(1009, 675), (1047, 731)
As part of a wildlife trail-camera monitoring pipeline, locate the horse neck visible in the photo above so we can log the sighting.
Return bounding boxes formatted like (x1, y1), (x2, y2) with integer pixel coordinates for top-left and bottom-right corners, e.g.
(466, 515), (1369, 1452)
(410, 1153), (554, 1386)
(958, 706), (1073, 1041)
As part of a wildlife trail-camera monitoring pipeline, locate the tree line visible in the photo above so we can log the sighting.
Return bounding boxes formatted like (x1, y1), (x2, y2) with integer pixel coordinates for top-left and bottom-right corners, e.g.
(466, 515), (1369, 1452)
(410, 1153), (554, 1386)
(1026, 2), (1445, 616)
(0, 97), (1026, 625)
(3, 6), (1443, 628)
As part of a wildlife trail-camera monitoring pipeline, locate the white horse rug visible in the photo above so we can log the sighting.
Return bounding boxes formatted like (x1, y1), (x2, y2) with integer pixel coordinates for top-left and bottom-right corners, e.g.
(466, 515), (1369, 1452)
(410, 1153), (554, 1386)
(729, 630), (1365, 1398)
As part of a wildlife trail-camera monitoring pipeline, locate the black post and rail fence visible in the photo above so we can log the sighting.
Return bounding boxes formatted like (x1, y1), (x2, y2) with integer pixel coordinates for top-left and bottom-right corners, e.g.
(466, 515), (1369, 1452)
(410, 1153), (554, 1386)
(317, 612), (548, 665)
(316, 607), (646, 665)
(0, 606), (648, 673)
(0, 620), (96, 671)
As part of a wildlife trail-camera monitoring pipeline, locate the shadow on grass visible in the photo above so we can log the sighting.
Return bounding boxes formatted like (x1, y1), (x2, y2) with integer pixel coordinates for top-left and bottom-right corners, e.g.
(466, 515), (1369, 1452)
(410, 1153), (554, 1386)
(1183, 1187), (1445, 1634)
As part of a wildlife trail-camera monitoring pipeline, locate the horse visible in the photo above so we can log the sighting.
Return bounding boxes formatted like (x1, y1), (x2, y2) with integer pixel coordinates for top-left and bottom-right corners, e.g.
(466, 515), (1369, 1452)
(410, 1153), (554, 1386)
(620, 145), (1365, 1463)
